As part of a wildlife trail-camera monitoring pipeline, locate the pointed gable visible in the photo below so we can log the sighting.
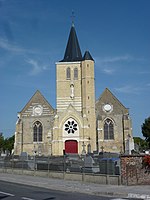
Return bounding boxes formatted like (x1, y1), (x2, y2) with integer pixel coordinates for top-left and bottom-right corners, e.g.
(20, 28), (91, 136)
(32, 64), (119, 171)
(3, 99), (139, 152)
(60, 24), (82, 62)
(96, 88), (129, 115)
(20, 90), (55, 117)
(82, 51), (94, 61)
(58, 104), (82, 120)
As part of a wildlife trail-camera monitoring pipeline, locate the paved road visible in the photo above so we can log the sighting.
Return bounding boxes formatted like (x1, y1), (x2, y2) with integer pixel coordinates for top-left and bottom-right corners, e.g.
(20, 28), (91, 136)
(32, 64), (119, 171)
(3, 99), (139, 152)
(0, 173), (150, 199)
(0, 180), (141, 200)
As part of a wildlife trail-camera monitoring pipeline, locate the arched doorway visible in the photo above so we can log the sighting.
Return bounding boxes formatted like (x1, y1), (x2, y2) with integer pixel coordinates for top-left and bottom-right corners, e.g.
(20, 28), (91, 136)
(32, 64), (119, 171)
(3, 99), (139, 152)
(65, 140), (78, 154)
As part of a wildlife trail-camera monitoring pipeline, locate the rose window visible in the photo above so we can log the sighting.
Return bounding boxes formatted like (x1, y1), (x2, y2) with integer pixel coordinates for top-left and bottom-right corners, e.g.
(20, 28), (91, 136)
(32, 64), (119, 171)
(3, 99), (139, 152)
(65, 120), (78, 134)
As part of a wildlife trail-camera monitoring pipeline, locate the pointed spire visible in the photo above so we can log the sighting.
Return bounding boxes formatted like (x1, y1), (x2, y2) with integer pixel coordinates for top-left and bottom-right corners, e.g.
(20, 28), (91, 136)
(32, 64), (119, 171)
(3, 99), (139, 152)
(82, 51), (94, 61)
(60, 24), (82, 62)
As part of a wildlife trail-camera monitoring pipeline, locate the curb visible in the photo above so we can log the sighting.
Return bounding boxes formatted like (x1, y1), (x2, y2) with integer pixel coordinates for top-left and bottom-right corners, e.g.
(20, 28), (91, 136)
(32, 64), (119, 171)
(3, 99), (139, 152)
(128, 193), (150, 200)
(93, 191), (150, 199)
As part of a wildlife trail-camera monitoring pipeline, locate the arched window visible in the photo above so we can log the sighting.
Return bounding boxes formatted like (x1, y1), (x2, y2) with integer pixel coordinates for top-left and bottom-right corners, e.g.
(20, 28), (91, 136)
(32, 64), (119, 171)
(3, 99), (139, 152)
(74, 67), (78, 79)
(66, 67), (71, 79)
(104, 119), (114, 140)
(33, 121), (43, 142)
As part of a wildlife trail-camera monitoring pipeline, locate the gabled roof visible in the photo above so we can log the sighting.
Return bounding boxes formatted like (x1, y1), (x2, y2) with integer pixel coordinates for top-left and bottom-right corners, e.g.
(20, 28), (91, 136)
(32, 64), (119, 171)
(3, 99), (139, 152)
(60, 24), (82, 62)
(83, 51), (94, 61)
(96, 88), (129, 114)
(19, 90), (55, 116)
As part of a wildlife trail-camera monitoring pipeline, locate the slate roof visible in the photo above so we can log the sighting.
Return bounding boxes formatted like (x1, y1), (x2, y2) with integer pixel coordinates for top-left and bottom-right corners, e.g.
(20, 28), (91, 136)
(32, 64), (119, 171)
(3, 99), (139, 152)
(60, 24), (82, 62)
(83, 51), (94, 61)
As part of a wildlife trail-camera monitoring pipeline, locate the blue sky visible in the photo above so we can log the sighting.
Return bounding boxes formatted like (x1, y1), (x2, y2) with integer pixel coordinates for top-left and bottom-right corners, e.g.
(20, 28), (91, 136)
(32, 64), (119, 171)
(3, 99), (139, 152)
(0, 0), (150, 139)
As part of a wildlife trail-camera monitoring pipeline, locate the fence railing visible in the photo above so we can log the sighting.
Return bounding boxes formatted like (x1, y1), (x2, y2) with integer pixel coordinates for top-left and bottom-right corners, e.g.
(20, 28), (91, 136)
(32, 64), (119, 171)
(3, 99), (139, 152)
(0, 153), (120, 175)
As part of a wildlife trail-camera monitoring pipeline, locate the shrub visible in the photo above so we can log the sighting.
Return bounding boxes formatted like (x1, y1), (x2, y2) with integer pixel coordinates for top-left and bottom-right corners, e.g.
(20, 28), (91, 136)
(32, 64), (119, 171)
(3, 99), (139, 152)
(142, 155), (150, 173)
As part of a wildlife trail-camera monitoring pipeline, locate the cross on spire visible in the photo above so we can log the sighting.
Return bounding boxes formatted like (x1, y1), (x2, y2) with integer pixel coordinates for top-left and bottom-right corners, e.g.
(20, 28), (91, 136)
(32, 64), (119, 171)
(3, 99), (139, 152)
(61, 13), (82, 62)
(71, 10), (75, 26)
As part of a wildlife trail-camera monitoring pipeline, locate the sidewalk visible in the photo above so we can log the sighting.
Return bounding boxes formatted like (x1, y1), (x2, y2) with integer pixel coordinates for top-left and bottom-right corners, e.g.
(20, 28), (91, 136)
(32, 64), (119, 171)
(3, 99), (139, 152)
(0, 172), (150, 199)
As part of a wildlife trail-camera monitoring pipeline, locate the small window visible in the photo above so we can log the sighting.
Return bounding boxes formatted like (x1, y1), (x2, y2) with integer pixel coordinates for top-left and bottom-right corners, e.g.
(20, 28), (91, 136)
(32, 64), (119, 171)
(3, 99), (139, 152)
(33, 121), (43, 142)
(66, 67), (71, 79)
(74, 68), (78, 79)
(104, 119), (114, 140)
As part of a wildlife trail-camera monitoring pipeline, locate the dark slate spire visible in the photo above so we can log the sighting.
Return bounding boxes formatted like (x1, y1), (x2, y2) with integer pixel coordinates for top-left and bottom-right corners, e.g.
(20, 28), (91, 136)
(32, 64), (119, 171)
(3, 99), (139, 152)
(82, 50), (94, 61)
(61, 24), (82, 62)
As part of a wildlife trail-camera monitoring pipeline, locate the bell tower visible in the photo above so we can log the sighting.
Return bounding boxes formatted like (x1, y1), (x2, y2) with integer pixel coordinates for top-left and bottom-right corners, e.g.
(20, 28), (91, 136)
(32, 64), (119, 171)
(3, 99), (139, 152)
(53, 23), (96, 155)
(56, 24), (83, 113)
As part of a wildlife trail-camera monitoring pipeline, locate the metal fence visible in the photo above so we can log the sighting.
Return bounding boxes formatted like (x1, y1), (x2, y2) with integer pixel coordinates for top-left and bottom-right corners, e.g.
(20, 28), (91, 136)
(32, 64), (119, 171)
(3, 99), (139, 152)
(0, 153), (120, 175)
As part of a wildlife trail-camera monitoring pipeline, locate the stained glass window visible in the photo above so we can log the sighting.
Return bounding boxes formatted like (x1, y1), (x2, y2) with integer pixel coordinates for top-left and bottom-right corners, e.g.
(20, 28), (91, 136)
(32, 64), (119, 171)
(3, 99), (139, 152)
(65, 120), (78, 134)
(33, 121), (43, 142)
(104, 119), (114, 140)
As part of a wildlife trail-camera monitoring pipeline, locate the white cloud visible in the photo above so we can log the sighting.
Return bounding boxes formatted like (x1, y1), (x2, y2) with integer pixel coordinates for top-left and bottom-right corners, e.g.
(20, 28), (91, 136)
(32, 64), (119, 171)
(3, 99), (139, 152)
(95, 55), (133, 64)
(0, 37), (39, 54)
(0, 38), (25, 53)
(95, 55), (134, 75)
(139, 71), (150, 74)
(114, 85), (144, 94)
(26, 58), (49, 76)
(100, 55), (133, 63)
(103, 68), (114, 74)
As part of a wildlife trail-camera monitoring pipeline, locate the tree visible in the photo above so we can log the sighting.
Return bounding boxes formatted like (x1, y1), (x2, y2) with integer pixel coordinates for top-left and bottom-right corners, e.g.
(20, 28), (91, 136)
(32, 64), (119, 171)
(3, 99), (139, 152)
(134, 137), (149, 152)
(0, 133), (5, 153)
(3, 135), (15, 153)
(0, 133), (15, 155)
(142, 116), (150, 148)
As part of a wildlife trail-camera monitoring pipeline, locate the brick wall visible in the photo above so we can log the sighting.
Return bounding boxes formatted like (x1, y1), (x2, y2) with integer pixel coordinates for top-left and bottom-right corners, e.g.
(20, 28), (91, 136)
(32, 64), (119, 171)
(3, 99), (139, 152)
(121, 155), (150, 185)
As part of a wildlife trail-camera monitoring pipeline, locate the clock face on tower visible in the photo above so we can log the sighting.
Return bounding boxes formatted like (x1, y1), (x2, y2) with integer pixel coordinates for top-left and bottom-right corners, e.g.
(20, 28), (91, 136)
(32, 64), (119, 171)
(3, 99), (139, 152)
(33, 105), (43, 116)
(103, 104), (112, 112)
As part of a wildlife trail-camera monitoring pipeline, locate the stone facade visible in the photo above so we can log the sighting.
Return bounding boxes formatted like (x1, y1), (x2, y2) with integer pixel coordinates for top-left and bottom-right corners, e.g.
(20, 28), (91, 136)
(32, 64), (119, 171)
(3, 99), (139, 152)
(14, 24), (134, 156)
(52, 58), (96, 155)
(96, 88), (133, 153)
(14, 90), (55, 156)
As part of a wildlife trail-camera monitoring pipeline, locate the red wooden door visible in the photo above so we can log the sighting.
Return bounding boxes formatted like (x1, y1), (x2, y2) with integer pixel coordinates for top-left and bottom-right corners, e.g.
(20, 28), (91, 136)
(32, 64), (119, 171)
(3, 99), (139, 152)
(65, 140), (78, 154)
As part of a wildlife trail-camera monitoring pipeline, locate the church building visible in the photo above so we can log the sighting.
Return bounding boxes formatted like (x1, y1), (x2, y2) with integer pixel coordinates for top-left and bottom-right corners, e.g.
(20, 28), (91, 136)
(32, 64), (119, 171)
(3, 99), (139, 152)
(14, 24), (134, 156)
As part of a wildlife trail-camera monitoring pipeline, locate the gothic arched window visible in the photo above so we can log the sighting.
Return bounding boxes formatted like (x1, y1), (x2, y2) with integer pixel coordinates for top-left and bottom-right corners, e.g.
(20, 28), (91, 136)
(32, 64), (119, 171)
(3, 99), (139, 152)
(66, 67), (71, 79)
(33, 121), (43, 142)
(74, 67), (78, 79)
(104, 119), (114, 140)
